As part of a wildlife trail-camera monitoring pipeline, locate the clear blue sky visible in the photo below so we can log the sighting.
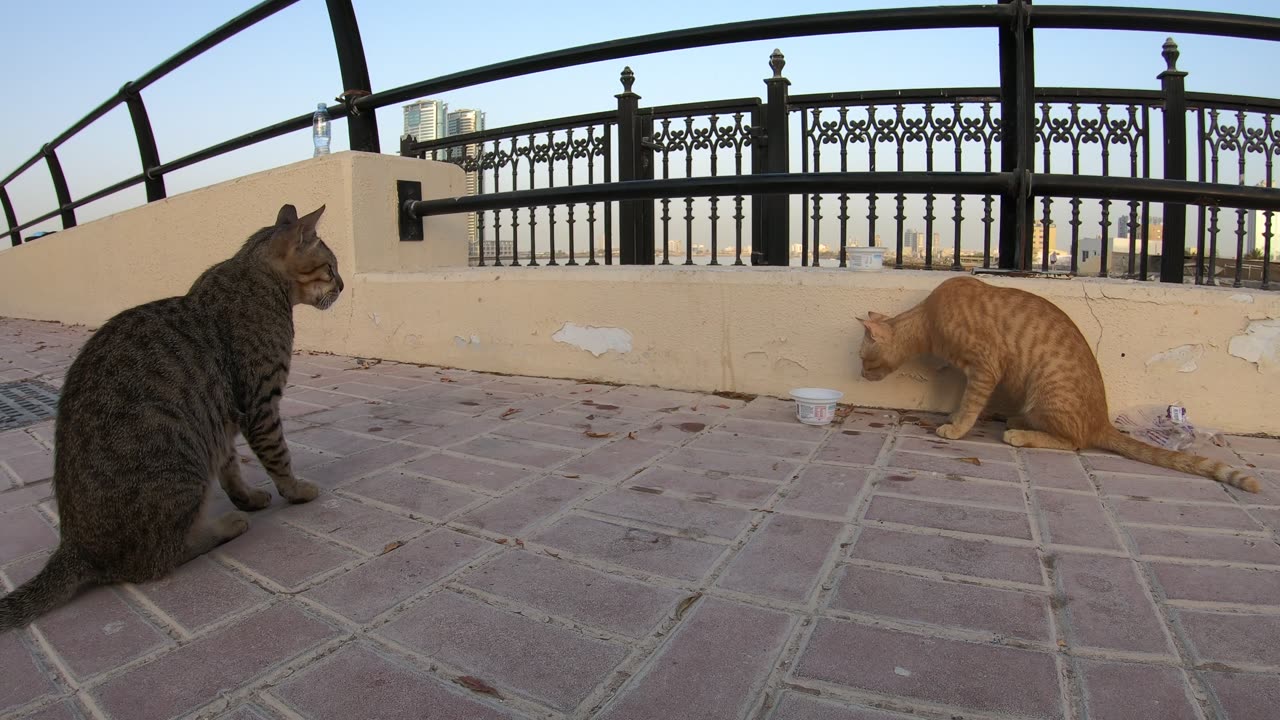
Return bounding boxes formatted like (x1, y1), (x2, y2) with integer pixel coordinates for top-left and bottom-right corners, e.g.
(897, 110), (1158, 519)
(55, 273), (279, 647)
(3, 0), (1279, 242)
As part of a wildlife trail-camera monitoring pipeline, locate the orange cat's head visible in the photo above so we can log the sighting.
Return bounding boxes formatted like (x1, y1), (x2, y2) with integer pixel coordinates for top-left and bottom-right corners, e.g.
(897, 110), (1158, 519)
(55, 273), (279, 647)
(858, 311), (904, 381)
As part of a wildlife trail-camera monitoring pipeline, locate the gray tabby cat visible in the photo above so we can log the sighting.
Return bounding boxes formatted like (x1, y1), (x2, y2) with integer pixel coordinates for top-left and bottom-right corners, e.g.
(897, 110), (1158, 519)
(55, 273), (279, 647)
(0, 204), (342, 630)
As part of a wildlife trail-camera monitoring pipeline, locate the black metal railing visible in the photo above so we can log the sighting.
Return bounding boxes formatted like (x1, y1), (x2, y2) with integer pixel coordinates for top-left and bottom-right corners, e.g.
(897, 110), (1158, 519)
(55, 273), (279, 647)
(5, 1), (1280, 289)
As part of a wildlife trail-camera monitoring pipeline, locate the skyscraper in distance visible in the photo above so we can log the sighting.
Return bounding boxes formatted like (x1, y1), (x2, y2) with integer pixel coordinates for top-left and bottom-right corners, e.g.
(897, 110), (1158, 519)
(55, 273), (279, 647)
(447, 109), (487, 259)
(402, 99), (447, 159)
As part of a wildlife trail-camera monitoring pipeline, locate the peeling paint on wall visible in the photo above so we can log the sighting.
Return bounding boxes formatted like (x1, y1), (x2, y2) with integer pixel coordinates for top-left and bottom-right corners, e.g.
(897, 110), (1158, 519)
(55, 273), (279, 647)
(1230, 294), (1254, 304)
(453, 335), (481, 348)
(552, 323), (632, 357)
(1228, 319), (1280, 372)
(1145, 344), (1204, 373)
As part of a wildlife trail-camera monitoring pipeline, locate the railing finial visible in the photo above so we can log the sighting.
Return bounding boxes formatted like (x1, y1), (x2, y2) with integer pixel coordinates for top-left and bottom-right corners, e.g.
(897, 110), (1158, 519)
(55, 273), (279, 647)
(620, 66), (635, 93)
(769, 49), (786, 78)
(1161, 37), (1180, 73)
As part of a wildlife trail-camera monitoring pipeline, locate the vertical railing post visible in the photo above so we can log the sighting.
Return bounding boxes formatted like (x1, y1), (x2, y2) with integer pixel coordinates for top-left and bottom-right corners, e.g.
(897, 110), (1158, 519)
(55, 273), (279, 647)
(617, 67), (642, 264)
(122, 83), (167, 202)
(997, 0), (1034, 270)
(325, 0), (380, 153)
(750, 102), (765, 263)
(1158, 37), (1188, 283)
(761, 49), (791, 266)
(44, 146), (76, 230)
(1, 187), (20, 246)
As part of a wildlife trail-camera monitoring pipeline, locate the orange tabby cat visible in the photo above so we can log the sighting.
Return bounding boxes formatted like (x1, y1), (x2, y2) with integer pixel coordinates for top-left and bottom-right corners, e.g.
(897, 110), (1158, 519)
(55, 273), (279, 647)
(858, 276), (1259, 492)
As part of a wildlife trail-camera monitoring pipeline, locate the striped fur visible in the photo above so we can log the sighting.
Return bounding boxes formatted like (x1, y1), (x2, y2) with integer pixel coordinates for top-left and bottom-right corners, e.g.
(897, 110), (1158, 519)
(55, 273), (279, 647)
(0, 204), (343, 631)
(859, 276), (1259, 493)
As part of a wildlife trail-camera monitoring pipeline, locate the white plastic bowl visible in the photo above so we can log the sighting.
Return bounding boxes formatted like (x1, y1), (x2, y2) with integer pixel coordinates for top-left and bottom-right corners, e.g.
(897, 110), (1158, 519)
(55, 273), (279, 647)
(789, 387), (844, 425)
(847, 246), (887, 271)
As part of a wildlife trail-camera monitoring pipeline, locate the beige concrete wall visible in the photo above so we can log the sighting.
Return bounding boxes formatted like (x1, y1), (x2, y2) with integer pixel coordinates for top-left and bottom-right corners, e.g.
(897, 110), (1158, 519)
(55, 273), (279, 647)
(2, 152), (1277, 433)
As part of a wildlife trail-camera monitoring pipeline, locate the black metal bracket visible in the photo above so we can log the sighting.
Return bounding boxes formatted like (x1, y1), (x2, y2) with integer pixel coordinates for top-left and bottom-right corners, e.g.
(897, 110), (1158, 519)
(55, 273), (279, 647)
(398, 180), (423, 241)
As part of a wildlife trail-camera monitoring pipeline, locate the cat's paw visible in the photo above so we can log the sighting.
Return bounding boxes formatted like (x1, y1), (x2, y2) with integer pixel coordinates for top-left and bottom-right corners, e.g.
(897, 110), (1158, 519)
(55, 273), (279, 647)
(935, 423), (967, 440)
(281, 480), (319, 504)
(232, 487), (272, 512)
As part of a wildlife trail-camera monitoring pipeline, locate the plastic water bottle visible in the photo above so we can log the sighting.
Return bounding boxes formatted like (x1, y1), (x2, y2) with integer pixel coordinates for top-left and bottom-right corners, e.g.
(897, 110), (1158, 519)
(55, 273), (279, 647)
(312, 103), (331, 157)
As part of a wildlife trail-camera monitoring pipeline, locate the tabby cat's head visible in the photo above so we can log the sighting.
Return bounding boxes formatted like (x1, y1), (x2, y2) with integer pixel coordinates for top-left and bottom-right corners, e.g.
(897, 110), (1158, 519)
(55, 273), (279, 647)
(858, 311), (902, 381)
(267, 204), (344, 310)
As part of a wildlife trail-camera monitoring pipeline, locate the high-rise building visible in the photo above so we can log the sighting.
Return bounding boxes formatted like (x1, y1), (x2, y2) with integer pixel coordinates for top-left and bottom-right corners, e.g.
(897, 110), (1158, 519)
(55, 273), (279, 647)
(402, 100), (447, 159)
(1031, 220), (1059, 262)
(447, 109), (487, 259)
(1245, 182), (1280, 260)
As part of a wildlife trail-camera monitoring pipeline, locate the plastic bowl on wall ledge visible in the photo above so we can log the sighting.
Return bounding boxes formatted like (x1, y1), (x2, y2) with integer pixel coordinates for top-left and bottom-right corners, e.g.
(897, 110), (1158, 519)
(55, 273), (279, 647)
(789, 387), (844, 425)
(846, 246), (887, 271)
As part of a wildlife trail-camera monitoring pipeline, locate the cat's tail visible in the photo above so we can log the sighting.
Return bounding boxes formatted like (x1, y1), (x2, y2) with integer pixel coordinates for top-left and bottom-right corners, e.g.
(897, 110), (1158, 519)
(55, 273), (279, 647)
(0, 544), (95, 631)
(1096, 427), (1260, 493)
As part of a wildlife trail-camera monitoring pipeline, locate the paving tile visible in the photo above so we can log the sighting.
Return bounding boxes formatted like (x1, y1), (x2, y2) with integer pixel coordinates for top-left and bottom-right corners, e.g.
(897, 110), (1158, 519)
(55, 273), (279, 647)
(770, 694), (902, 720)
(1228, 436), (1280, 455)
(585, 487), (755, 540)
(595, 386), (703, 411)
(865, 495), (1032, 539)
(536, 409), (647, 437)
(0, 479), (54, 512)
(895, 435), (1017, 463)
(532, 515), (725, 581)
(600, 598), (791, 720)
(1053, 553), (1172, 655)
(449, 435), (576, 469)
(1204, 671), (1280, 720)
(458, 551), (684, 637)
(29, 582), (171, 681)
(1112, 499), (1260, 531)
(718, 417), (830, 442)
(830, 565), (1050, 640)
(1022, 449), (1094, 490)
(0, 507), (58, 563)
(134, 556), (269, 633)
(0, 630), (60, 713)
(1181, 611), (1280, 667)
(439, 388), (527, 414)
(689, 431), (818, 460)
(300, 442), (428, 489)
(876, 472), (1024, 509)
(1084, 452), (1201, 479)
(0, 428), (45, 457)
(1078, 660), (1197, 720)
(838, 408), (901, 433)
(814, 430), (889, 466)
(1097, 473), (1233, 502)
(92, 603), (338, 720)
(736, 396), (800, 423)
(305, 528), (488, 623)
(850, 527), (1042, 585)
(1128, 526), (1280, 565)
(341, 469), (482, 520)
(280, 495), (425, 553)
(558, 439), (668, 481)
(718, 515), (843, 602)
(1035, 489), (1123, 550)
(3, 450), (54, 485)
(897, 413), (1005, 443)
(887, 450), (1021, 483)
(216, 520), (359, 590)
(795, 619), (1061, 718)
(456, 475), (594, 536)
(402, 453), (534, 493)
(1251, 507), (1280, 533)
(378, 590), (627, 711)
(621, 413), (715, 444)
(625, 465), (779, 505)
(398, 417), (502, 447)
(288, 426), (384, 457)
(661, 447), (799, 482)
(491, 419), (609, 449)
(21, 699), (91, 720)
(777, 464), (870, 517)
(272, 643), (519, 720)
(1150, 562), (1280, 606)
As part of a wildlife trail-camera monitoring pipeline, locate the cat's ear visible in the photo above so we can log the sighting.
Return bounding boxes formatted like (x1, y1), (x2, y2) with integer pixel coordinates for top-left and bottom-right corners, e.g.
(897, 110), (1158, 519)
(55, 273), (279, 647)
(867, 311), (890, 322)
(299, 205), (325, 233)
(276, 204), (299, 227)
(860, 317), (892, 343)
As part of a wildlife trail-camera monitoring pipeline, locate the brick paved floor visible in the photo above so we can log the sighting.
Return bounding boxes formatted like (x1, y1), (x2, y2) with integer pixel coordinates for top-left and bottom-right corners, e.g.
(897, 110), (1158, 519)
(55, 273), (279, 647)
(2, 316), (1279, 720)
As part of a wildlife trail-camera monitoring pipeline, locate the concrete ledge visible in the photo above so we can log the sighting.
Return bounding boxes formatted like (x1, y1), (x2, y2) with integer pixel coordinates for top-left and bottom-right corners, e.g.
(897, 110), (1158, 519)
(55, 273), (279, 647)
(1, 152), (1277, 433)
